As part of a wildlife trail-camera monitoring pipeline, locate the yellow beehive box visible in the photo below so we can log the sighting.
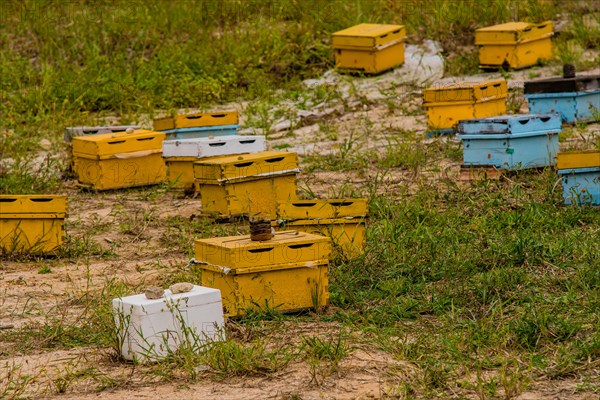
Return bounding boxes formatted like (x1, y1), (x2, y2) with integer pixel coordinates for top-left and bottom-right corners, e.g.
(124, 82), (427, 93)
(556, 150), (600, 170)
(166, 157), (197, 190)
(475, 21), (553, 69)
(423, 80), (508, 133)
(0, 195), (67, 253)
(277, 199), (368, 219)
(195, 231), (331, 316)
(332, 23), (406, 74)
(72, 130), (166, 190)
(275, 219), (366, 258)
(194, 151), (299, 219)
(154, 111), (238, 131)
(275, 199), (368, 257)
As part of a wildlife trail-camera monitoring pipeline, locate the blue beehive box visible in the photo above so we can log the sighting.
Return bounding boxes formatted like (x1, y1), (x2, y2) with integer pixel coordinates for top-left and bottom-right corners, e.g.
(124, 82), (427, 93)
(558, 167), (600, 205)
(160, 124), (239, 140)
(524, 74), (600, 123)
(457, 114), (561, 169)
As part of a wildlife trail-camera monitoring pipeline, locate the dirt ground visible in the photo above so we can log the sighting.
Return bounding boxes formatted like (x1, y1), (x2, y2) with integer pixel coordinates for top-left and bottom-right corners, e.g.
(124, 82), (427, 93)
(2, 62), (599, 399)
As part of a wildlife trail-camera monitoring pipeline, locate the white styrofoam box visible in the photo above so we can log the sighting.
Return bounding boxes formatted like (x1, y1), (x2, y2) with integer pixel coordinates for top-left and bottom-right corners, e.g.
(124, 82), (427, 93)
(112, 285), (224, 363)
(162, 135), (266, 158)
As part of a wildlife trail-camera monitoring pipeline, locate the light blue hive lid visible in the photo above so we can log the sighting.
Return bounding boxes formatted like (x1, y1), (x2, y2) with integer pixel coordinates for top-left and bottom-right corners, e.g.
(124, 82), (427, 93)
(457, 114), (562, 136)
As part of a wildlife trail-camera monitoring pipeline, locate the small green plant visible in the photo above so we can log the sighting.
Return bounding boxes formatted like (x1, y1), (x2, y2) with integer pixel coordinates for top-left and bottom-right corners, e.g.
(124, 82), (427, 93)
(37, 265), (52, 274)
(300, 331), (351, 384)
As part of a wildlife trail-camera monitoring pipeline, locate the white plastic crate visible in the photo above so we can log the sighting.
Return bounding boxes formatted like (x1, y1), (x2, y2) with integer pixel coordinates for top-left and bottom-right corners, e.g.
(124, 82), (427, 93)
(162, 135), (266, 158)
(112, 285), (224, 363)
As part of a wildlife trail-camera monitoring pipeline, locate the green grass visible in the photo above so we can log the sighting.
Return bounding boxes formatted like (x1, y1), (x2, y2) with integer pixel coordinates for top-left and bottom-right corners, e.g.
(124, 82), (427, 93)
(1, 0), (600, 397)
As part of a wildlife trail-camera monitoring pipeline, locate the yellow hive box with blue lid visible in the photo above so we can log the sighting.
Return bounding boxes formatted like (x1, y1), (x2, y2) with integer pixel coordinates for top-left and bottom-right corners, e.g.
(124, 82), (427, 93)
(195, 230), (331, 317)
(154, 111), (239, 140)
(0, 195), (67, 254)
(332, 23), (406, 74)
(72, 129), (166, 190)
(423, 79), (508, 134)
(194, 151), (299, 219)
(274, 199), (368, 257)
(475, 21), (553, 70)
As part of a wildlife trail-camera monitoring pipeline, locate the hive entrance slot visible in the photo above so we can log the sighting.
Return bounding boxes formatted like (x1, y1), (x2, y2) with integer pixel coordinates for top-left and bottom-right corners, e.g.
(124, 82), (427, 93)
(292, 202), (316, 207)
(248, 247), (273, 253)
(329, 201), (353, 207)
(288, 243), (313, 250)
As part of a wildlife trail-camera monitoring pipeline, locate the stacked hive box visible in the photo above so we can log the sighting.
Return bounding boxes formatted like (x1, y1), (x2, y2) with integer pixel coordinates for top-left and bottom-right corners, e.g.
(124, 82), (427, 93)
(0, 195), (67, 254)
(163, 136), (266, 190)
(113, 285), (224, 363)
(194, 151), (299, 219)
(64, 125), (140, 143)
(556, 150), (600, 205)
(423, 80), (508, 134)
(475, 21), (553, 70)
(154, 111), (239, 140)
(72, 129), (166, 190)
(457, 114), (561, 170)
(332, 23), (406, 74)
(65, 125), (140, 171)
(195, 231), (331, 317)
(274, 199), (368, 257)
(524, 74), (600, 123)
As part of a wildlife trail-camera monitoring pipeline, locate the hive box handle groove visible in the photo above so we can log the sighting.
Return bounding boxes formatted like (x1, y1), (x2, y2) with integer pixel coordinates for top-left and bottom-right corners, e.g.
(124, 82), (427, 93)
(136, 137), (154, 141)
(292, 202), (316, 207)
(518, 119), (530, 125)
(379, 34), (388, 39)
(265, 157), (284, 163)
(211, 114), (226, 118)
(0, 198), (17, 202)
(30, 198), (53, 202)
(329, 201), (353, 207)
(493, 83), (501, 88)
(186, 115), (203, 120)
(234, 161), (254, 167)
(540, 116), (551, 122)
(288, 243), (313, 249)
(248, 247), (273, 253)
(239, 140), (256, 144)
(392, 29), (401, 34)
(108, 140), (126, 144)
(208, 142), (226, 147)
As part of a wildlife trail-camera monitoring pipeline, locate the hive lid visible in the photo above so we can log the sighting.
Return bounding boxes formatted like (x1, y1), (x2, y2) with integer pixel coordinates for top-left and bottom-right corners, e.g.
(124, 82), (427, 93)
(194, 230), (331, 269)
(557, 150), (600, 170)
(277, 199), (368, 220)
(457, 114), (561, 135)
(193, 151), (299, 182)
(162, 135), (266, 158)
(64, 126), (140, 143)
(0, 195), (67, 215)
(72, 130), (165, 158)
(332, 23), (406, 48)
(524, 74), (600, 94)
(112, 285), (222, 316)
(154, 111), (239, 131)
(423, 80), (507, 103)
(475, 21), (553, 44)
